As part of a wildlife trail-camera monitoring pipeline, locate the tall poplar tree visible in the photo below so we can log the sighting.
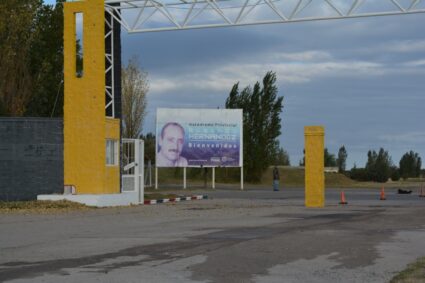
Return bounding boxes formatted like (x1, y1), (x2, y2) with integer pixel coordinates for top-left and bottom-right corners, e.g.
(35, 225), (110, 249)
(324, 148), (337, 167)
(337, 145), (348, 173)
(365, 148), (392, 182)
(226, 71), (284, 182)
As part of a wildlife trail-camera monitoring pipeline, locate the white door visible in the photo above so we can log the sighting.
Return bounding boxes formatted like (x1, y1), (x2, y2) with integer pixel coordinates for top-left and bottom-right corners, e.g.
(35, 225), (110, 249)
(122, 139), (144, 203)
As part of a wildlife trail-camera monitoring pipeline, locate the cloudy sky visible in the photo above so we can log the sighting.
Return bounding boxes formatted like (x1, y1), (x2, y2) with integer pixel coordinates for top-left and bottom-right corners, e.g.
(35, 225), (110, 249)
(47, 0), (425, 168)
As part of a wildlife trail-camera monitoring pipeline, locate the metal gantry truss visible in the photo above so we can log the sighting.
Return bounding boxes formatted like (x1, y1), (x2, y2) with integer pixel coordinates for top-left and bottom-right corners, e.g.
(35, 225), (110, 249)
(105, 12), (115, 118)
(102, 0), (425, 116)
(104, 0), (425, 33)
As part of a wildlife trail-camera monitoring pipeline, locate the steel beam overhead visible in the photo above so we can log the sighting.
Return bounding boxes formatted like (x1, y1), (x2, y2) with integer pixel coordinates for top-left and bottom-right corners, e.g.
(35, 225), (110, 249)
(104, 0), (425, 33)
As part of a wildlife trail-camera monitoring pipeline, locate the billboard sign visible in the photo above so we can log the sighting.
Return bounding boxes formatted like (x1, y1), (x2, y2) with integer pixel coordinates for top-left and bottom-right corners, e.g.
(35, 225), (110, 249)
(156, 108), (243, 167)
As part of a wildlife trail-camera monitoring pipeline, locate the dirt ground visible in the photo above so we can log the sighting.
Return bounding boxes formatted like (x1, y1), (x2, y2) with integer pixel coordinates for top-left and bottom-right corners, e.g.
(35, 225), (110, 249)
(1, 188), (424, 283)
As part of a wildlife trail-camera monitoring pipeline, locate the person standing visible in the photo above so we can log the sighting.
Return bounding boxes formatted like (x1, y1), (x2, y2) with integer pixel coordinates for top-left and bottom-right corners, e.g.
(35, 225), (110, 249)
(273, 166), (280, 191)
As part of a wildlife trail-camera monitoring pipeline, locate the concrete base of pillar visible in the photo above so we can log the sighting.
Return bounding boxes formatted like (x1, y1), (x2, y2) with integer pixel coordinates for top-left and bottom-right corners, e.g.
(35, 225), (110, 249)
(37, 192), (139, 207)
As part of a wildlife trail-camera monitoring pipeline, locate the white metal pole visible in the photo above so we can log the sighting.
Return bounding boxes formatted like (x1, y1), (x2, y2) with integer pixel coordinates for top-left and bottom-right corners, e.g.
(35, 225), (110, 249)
(140, 140), (145, 203)
(148, 160), (152, 187)
(212, 167), (215, 189)
(183, 167), (187, 189)
(155, 167), (158, 189)
(134, 140), (140, 196)
(111, 15), (115, 117)
(241, 166), (244, 190)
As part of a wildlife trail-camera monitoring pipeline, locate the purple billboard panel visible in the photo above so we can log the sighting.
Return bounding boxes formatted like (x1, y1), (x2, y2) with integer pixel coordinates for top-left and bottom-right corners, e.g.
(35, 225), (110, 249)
(156, 108), (243, 168)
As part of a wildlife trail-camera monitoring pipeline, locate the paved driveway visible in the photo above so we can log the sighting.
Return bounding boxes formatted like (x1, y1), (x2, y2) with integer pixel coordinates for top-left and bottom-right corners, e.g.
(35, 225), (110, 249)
(1, 188), (424, 282)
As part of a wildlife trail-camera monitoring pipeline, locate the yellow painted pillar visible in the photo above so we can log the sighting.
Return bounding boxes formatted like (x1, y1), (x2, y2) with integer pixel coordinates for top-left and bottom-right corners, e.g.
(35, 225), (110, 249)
(304, 126), (325, 207)
(63, 0), (120, 194)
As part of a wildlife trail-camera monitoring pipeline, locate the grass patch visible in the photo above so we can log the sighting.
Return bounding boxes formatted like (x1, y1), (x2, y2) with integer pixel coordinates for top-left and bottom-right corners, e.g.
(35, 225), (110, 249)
(153, 166), (425, 189)
(157, 167), (241, 185)
(391, 257), (425, 283)
(0, 200), (92, 213)
(155, 166), (359, 189)
(325, 172), (359, 188)
(261, 166), (358, 188)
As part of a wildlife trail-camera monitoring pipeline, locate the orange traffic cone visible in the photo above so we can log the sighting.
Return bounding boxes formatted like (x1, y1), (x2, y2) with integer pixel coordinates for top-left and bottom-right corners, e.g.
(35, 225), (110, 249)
(339, 191), (348, 205)
(380, 187), (386, 200)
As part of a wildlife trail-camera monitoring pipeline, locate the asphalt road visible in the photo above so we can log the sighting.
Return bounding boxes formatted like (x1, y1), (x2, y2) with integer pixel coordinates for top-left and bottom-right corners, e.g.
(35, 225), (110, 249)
(205, 187), (425, 204)
(1, 187), (424, 283)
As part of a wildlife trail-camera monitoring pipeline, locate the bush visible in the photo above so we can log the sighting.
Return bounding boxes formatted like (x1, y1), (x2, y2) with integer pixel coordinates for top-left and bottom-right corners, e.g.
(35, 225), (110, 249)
(390, 167), (400, 181)
(349, 167), (369, 181)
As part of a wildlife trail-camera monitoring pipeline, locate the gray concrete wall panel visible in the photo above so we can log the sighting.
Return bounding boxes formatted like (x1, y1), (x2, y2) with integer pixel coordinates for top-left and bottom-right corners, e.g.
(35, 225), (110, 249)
(0, 118), (63, 201)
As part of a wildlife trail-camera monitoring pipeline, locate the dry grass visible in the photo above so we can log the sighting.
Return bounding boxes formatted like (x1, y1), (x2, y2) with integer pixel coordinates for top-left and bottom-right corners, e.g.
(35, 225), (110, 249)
(390, 257), (425, 283)
(0, 200), (92, 214)
(0, 193), (193, 214)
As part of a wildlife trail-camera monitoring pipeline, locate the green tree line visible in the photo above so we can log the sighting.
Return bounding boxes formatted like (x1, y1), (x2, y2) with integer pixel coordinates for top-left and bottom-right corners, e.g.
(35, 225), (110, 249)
(341, 148), (421, 183)
(303, 146), (422, 183)
(350, 149), (422, 182)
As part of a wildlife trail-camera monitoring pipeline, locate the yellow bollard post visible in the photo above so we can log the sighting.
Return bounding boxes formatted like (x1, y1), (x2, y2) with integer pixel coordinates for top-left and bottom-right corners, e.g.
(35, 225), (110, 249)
(304, 126), (325, 207)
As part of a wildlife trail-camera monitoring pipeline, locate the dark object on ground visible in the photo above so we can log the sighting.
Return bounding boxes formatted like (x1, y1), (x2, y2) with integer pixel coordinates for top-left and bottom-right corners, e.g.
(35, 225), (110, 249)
(398, 189), (412, 194)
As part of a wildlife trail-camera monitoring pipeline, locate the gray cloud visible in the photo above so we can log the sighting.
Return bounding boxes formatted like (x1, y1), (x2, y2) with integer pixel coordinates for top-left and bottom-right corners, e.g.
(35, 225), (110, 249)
(135, 13), (425, 167)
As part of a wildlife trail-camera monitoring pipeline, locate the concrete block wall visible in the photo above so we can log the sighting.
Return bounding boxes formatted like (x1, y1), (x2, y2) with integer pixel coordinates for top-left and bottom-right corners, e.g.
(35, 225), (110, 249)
(0, 118), (63, 201)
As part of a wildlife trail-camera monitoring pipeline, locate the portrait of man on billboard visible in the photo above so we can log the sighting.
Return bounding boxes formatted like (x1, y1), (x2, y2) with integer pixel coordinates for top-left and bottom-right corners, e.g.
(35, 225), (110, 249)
(157, 122), (188, 167)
